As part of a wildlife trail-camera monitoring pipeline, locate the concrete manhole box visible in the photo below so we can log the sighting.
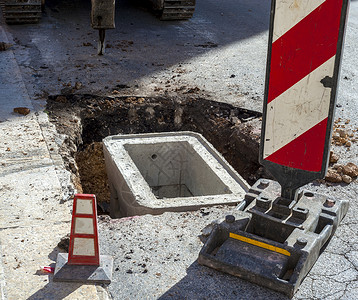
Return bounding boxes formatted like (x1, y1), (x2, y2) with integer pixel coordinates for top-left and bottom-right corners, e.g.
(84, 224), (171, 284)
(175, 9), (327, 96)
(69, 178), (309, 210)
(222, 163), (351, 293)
(103, 132), (249, 217)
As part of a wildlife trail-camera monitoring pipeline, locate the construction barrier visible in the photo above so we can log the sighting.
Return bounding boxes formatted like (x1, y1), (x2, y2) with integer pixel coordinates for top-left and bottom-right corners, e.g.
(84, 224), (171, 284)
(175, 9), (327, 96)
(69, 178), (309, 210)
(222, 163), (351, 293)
(68, 194), (100, 266)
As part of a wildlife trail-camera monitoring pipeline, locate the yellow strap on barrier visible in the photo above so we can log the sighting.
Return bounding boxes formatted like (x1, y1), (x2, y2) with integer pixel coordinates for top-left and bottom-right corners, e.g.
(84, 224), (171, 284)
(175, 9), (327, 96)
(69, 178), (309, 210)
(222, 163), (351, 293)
(229, 232), (291, 257)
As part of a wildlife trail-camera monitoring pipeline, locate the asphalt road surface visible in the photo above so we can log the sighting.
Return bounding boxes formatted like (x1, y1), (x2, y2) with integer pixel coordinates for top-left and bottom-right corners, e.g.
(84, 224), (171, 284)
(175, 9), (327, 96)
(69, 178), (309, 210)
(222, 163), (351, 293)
(4, 0), (270, 111)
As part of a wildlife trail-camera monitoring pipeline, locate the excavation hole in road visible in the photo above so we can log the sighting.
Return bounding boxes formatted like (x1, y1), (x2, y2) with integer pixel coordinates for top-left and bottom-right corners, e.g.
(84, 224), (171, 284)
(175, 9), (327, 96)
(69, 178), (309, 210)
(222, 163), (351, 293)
(104, 132), (250, 217)
(47, 94), (266, 214)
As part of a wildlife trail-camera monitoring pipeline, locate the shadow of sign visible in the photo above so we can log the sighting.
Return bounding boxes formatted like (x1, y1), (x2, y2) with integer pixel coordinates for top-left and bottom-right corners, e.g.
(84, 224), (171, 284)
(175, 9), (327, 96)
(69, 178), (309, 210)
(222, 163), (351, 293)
(158, 260), (290, 300)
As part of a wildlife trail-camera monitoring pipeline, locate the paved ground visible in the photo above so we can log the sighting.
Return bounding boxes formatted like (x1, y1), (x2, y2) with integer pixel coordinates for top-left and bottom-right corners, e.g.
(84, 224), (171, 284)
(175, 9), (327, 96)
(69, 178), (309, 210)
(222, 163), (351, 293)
(0, 24), (106, 299)
(3, 0), (270, 111)
(0, 0), (358, 299)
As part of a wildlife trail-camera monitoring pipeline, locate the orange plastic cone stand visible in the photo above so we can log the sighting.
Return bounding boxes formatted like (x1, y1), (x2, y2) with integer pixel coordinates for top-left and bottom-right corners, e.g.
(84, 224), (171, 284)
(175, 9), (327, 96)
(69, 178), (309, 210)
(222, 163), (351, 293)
(53, 194), (113, 283)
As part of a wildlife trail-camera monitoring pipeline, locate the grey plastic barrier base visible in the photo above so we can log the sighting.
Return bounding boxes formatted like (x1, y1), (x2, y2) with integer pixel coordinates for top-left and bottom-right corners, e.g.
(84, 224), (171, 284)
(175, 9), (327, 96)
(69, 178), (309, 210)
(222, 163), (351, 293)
(198, 179), (349, 297)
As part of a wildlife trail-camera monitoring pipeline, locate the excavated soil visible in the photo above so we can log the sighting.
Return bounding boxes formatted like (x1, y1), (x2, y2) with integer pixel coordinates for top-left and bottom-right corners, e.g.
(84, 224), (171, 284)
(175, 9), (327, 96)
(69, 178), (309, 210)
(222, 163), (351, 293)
(46, 94), (265, 213)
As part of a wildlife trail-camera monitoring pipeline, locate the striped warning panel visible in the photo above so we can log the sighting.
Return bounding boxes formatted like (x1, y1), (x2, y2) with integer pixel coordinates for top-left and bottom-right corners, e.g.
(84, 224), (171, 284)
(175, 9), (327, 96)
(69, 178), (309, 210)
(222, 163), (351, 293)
(68, 194), (100, 266)
(262, 0), (348, 172)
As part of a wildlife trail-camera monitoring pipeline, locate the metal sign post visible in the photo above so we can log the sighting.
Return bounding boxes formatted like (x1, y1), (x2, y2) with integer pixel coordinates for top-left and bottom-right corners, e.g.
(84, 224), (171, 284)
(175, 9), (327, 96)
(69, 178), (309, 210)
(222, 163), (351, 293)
(260, 0), (350, 200)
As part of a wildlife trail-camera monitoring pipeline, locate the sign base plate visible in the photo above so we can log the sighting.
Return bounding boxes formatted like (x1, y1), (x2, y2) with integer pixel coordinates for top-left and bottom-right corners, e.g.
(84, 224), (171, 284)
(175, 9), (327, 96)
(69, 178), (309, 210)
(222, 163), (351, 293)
(53, 253), (113, 284)
(198, 179), (349, 297)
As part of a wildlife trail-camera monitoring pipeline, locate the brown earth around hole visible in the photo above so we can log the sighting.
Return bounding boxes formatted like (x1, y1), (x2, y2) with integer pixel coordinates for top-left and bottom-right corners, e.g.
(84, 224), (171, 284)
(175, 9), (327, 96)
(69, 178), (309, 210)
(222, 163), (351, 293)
(46, 94), (358, 209)
(76, 142), (110, 204)
(46, 94), (269, 210)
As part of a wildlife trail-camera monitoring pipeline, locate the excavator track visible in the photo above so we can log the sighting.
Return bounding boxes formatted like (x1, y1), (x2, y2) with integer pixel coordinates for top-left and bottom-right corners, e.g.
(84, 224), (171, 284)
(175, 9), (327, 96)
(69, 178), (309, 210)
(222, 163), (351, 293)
(2, 0), (41, 24)
(160, 0), (195, 20)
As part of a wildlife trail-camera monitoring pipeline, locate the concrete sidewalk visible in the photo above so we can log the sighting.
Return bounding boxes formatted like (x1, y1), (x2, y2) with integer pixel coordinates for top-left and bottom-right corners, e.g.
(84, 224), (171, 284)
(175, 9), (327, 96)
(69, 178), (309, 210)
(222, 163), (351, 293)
(0, 25), (102, 300)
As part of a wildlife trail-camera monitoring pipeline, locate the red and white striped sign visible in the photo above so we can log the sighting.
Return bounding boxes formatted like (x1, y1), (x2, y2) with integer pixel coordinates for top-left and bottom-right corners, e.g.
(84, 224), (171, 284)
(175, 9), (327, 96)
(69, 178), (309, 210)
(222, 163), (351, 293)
(68, 194), (100, 266)
(262, 0), (348, 172)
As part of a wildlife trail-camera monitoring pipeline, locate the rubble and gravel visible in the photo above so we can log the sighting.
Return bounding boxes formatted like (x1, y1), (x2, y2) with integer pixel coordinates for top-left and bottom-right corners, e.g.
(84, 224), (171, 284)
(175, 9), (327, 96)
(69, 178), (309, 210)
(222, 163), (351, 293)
(324, 118), (358, 184)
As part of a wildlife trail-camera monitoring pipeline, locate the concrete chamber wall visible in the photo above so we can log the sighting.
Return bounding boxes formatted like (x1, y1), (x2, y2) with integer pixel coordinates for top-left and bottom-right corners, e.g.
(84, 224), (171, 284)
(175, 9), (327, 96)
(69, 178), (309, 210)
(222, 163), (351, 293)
(103, 132), (249, 217)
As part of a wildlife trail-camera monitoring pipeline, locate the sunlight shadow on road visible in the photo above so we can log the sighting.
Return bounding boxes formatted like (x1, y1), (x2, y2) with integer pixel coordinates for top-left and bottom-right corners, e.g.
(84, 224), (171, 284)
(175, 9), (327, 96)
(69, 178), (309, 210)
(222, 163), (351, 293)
(158, 260), (289, 300)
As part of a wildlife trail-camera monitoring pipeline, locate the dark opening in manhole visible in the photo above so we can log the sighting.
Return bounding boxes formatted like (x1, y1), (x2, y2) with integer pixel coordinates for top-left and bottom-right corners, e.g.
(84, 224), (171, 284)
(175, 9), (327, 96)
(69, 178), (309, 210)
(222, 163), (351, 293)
(124, 140), (232, 199)
(46, 94), (267, 214)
